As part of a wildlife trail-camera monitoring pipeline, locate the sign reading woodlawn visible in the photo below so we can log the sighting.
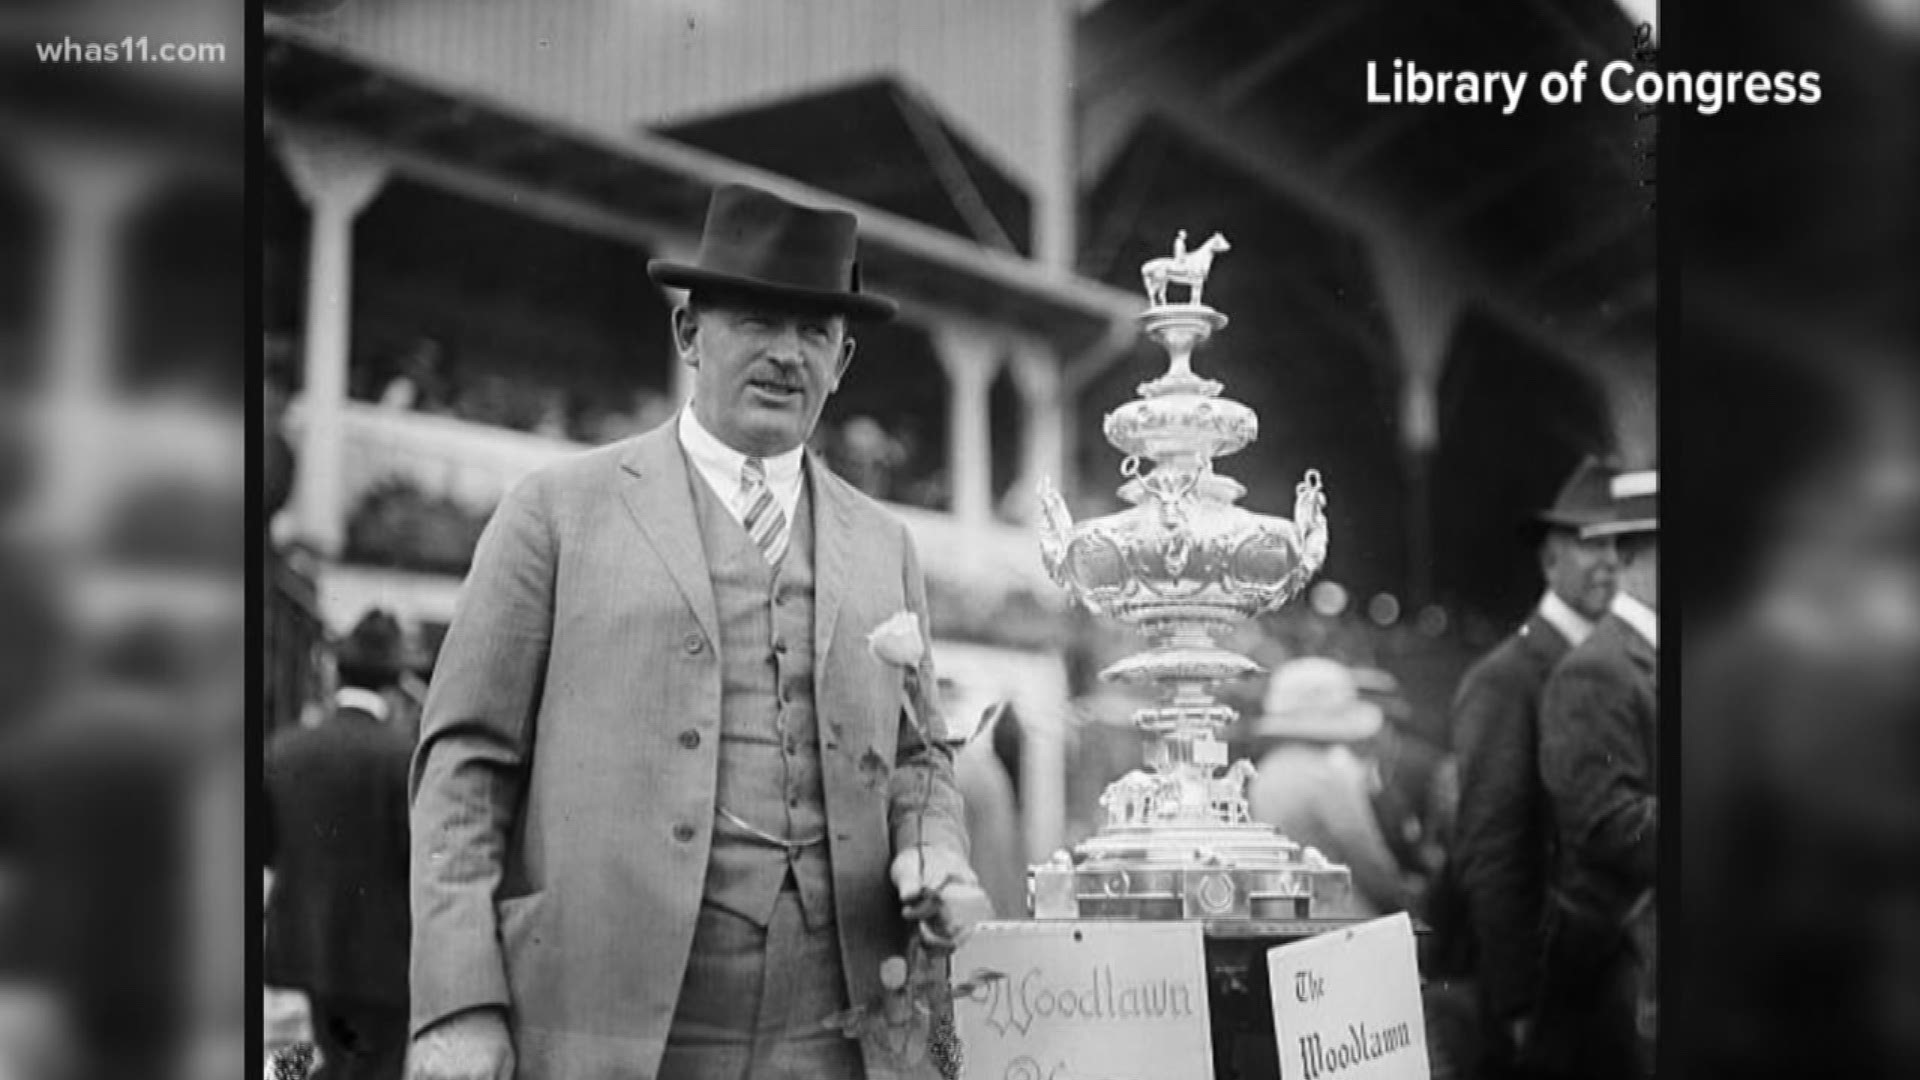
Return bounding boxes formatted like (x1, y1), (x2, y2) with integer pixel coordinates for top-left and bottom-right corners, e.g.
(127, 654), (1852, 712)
(1266, 913), (1430, 1080)
(951, 921), (1214, 1080)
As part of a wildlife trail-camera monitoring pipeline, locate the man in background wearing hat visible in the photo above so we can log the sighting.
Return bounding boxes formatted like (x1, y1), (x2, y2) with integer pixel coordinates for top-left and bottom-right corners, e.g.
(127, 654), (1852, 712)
(406, 184), (979, 1080)
(266, 611), (418, 1080)
(1246, 658), (1414, 918)
(1533, 469), (1659, 1080)
(1444, 459), (1621, 1079)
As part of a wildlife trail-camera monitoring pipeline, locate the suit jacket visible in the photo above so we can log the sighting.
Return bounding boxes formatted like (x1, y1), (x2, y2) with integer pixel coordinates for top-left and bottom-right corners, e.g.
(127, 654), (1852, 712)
(265, 712), (415, 1005)
(1446, 611), (1572, 1022)
(408, 422), (968, 1080)
(1539, 612), (1658, 921)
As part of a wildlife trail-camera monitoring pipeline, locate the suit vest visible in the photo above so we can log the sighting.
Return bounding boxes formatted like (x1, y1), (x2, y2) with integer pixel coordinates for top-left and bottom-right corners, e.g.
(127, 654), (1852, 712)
(686, 462), (835, 930)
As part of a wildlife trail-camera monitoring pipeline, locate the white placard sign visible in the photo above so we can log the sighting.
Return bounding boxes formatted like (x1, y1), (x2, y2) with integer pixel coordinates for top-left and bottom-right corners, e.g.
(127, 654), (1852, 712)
(952, 921), (1215, 1080)
(1266, 913), (1430, 1080)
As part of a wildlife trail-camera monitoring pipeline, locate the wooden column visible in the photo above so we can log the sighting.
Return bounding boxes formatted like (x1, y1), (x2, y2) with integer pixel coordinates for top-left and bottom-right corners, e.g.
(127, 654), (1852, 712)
(277, 130), (388, 558)
(19, 141), (160, 541)
(647, 234), (702, 408)
(1032, 0), (1076, 274)
(932, 323), (1003, 527)
(1370, 237), (1462, 610)
(1005, 337), (1066, 524)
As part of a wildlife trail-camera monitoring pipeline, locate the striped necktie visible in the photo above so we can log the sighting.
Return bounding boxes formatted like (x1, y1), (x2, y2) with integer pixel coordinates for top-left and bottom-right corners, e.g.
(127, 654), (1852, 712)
(738, 457), (789, 567)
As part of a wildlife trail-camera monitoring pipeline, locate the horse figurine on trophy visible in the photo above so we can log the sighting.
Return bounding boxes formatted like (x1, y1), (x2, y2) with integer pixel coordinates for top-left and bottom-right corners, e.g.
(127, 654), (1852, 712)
(1141, 229), (1232, 307)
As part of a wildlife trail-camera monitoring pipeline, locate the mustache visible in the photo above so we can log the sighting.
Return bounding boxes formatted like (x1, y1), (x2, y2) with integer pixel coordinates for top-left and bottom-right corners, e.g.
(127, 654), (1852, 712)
(747, 369), (805, 390)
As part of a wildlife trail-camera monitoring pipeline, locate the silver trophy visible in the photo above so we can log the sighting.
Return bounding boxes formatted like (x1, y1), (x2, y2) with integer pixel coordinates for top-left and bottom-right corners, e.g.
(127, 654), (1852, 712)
(1031, 232), (1351, 920)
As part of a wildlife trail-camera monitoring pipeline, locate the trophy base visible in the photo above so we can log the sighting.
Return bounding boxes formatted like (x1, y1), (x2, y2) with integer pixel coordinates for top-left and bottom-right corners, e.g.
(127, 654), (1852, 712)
(1029, 822), (1353, 921)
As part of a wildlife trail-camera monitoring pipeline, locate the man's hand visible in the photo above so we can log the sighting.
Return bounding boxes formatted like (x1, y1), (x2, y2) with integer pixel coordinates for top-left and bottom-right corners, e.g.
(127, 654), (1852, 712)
(406, 1007), (514, 1080)
(890, 848), (992, 950)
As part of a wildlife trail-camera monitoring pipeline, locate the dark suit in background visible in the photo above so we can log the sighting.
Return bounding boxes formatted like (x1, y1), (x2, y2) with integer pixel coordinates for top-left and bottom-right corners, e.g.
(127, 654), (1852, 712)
(1535, 613), (1658, 1080)
(1446, 611), (1574, 1075)
(266, 706), (415, 1080)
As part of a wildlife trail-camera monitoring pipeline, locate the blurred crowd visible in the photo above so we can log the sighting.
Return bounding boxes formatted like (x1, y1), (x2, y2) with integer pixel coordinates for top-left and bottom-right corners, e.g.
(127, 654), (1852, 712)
(357, 336), (676, 447)
(350, 333), (951, 511)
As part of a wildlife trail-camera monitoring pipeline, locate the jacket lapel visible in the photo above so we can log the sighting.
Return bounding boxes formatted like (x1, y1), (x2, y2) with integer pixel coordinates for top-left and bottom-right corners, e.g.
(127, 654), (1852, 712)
(1518, 609), (1573, 671)
(806, 451), (851, 670)
(617, 425), (719, 645)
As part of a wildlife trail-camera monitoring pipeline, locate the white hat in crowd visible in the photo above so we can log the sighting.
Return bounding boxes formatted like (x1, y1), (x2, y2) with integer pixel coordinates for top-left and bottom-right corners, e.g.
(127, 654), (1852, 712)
(1253, 657), (1384, 742)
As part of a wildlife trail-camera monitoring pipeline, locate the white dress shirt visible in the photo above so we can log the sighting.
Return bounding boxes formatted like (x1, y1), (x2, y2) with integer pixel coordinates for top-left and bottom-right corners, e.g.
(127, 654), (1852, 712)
(677, 406), (805, 527)
(1538, 589), (1598, 648)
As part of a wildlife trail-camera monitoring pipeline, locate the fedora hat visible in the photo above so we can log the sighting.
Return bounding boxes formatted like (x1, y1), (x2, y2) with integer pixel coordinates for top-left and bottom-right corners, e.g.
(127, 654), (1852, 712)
(1582, 468), (1658, 538)
(1253, 658), (1384, 742)
(648, 183), (897, 323)
(1532, 457), (1622, 533)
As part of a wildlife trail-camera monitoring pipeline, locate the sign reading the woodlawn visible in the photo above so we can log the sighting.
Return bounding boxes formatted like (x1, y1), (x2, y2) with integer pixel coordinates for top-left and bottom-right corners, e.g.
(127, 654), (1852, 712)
(952, 921), (1214, 1080)
(1266, 913), (1430, 1080)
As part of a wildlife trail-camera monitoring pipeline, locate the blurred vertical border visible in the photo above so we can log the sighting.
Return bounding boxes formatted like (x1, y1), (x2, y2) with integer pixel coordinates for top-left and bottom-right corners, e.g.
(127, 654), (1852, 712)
(1670, 2), (1920, 1078)
(0, 2), (246, 1080)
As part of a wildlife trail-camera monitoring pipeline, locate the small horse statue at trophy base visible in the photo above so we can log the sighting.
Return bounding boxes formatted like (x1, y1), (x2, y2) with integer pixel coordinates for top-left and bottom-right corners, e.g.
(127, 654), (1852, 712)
(1141, 230), (1231, 307)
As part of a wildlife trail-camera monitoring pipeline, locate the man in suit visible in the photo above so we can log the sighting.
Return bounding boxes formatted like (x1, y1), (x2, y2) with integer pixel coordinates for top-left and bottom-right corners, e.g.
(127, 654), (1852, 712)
(1536, 469), (1659, 1080)
(1445, 459), (1620, 1078)
(405, 184), (979, 1080)
(266, 650), (417, 1080)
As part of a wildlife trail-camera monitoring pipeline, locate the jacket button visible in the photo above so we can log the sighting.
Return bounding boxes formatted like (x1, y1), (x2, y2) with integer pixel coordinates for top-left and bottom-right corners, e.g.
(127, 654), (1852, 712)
(673, 824), (695, 842)
(679, 729), (701, 749)
(683, 633), (706, 654)
(772, 637), (788, 655)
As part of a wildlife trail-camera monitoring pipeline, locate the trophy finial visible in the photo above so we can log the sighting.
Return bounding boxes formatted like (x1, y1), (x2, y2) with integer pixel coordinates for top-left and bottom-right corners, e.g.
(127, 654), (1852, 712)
(1140, 230), (1231, 308)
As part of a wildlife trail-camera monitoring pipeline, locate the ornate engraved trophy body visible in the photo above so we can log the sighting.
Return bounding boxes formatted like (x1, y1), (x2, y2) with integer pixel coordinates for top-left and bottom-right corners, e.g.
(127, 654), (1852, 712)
(1030, 232), (1352, 920)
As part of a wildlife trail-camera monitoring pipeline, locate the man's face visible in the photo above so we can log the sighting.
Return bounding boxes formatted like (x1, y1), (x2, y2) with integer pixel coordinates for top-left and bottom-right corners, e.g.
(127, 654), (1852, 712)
(676, 296), (854, 457)
(1543, 528), (1620, 621)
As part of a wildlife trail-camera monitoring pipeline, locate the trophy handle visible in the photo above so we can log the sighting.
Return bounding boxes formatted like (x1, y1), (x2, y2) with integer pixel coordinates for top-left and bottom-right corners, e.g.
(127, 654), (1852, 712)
(1036, 477), (1075, 585)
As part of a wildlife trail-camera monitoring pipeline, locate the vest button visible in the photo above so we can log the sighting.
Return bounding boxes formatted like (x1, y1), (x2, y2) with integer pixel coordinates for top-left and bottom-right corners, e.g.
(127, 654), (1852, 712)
(679, 729), (701, 749)
(672, 824), (695, 842)
(683, 633), (706, 655)
(772, 637), (789, 655)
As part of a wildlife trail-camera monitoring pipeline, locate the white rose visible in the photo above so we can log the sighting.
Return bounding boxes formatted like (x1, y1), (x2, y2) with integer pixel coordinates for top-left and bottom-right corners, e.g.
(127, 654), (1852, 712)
(866, 611), (925, 667)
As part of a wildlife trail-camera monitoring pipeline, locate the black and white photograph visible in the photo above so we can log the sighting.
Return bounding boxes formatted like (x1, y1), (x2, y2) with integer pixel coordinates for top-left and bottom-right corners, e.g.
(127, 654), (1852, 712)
(10, 2), (1920, 1080)
(258, 2), (1660, 1078)
(6, 1), (1918, 1079)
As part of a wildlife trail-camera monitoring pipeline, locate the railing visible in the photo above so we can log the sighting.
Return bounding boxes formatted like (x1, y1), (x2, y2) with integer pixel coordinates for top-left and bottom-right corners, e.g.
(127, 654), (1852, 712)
(310, 401), (1061, 627)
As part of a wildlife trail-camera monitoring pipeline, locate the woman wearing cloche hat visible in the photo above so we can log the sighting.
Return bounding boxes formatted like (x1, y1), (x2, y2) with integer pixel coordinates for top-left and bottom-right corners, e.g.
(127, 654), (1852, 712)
(1244, 657), (1417, 918)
